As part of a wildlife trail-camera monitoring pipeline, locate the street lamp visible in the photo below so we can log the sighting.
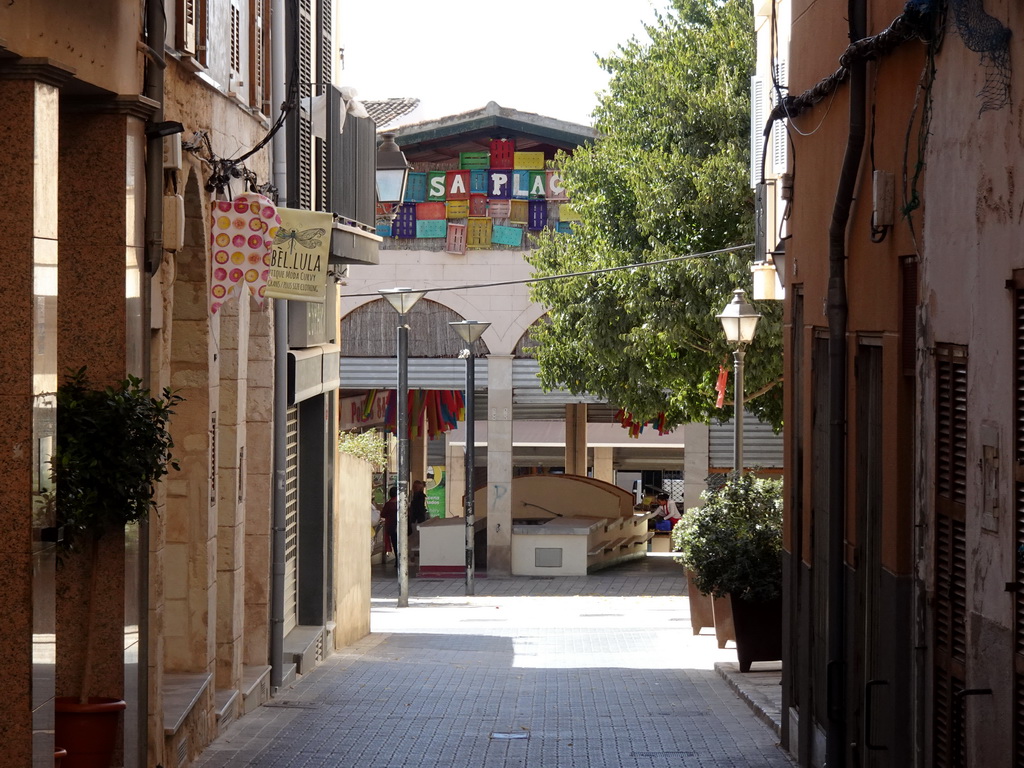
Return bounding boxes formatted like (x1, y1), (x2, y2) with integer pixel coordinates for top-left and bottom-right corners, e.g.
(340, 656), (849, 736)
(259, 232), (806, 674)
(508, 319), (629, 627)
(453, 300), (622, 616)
(449, 320), (490, 596)
(380, 287), (426, 607)
(376, 133), (411, 210)
(717, 288), (761, 475)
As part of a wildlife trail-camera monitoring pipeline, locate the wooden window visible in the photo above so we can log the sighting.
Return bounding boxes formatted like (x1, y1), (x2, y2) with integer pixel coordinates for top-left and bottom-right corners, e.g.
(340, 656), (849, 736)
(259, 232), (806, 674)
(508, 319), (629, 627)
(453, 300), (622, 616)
(933, 344), (967, 768)
(249, 0), (270, 114)
(230, 1), (241, 77)
(901, 257), (919, 376)
(177, 0), (208, 65)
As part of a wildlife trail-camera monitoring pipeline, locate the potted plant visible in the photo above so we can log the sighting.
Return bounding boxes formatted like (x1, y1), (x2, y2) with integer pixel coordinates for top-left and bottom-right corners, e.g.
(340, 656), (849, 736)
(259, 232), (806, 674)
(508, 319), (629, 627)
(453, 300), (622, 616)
(50, 368), (182, 768)
(673, 472), (783, 672)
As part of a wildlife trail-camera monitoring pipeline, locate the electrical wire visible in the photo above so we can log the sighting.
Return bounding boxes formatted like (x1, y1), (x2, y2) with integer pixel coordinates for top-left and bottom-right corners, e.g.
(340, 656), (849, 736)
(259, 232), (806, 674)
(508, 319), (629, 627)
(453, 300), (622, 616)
(342, 244), (755, 299)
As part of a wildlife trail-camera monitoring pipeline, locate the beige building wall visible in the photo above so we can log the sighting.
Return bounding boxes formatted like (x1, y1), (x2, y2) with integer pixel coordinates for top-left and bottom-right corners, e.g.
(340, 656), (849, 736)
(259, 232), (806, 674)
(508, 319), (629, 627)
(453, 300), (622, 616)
(333, 452), (373, 648)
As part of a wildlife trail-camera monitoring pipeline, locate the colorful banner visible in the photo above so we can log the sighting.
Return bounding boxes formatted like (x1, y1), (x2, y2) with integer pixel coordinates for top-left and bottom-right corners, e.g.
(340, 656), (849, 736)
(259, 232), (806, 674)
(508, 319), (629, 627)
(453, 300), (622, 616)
(265, 208), (333, 302)
(209, 194), (279, 315)
(425, 467), (445, 519)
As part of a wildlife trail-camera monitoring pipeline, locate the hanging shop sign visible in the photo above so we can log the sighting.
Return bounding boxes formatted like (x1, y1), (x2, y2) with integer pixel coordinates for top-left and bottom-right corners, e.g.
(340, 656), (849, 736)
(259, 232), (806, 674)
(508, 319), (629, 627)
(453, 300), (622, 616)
(266, 208), (333, 302)
(374, 137), (573, 246)
(209, 194), (279, 315)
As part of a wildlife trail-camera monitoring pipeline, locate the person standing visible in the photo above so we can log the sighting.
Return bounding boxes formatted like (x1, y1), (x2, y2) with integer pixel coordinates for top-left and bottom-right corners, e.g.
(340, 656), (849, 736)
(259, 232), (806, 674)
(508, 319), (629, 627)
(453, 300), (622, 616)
(380, 487), (399, 563)
(409, 479), (428, 531)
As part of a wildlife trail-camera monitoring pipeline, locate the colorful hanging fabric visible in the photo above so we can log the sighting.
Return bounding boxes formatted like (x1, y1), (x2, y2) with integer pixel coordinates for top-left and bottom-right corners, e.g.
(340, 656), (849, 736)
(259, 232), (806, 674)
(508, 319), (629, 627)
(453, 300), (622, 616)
(209, 193), (279, 314)
(715, 364), (729, 409)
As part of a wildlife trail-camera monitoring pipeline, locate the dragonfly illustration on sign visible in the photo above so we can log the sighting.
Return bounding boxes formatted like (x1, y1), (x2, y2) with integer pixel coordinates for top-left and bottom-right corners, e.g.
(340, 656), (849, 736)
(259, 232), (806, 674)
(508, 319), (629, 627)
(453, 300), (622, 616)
(273, 227), (326, 254)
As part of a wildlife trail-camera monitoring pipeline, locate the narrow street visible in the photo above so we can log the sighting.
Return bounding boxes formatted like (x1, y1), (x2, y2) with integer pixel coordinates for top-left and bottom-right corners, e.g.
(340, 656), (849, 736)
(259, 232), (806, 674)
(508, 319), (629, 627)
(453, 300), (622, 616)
(196, 556), (792, 768)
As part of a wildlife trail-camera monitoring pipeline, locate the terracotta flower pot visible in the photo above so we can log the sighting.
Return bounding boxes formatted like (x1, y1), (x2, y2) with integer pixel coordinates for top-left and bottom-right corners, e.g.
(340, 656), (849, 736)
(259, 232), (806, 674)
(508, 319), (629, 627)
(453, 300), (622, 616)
(712, 594), (736, 649)
(730, 594), (782, 672)
(685, 569), (715, 635)
(54, 697), (126, 768)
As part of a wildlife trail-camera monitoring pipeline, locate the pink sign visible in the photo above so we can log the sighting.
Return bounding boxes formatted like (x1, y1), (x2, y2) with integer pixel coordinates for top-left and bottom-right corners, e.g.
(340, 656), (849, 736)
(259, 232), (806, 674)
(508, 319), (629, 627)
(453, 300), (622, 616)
(209, 194), (280, 314)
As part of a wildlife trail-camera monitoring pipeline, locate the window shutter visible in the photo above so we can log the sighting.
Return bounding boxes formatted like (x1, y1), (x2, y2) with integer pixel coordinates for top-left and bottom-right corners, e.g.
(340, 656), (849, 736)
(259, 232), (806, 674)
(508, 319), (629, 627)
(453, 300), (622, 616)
(750, 75), (765, 189)
(771, 58), (788, 175)
(933, 345), (968, 768)
(1014, 276), (1024, 765)
(230, 1), (241, 77)
(250, 0), (269, 113)
(179, 0), (198, 55)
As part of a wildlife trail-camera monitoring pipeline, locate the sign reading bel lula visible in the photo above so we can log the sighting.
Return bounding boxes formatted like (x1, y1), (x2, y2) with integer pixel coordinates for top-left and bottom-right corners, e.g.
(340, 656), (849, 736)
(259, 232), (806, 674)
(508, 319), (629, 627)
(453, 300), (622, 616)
(265, 208), (333, 302)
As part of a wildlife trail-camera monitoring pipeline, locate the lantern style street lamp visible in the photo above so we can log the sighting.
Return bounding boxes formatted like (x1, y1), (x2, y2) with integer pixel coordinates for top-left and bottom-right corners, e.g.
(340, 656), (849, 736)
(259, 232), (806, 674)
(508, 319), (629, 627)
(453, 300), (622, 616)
(379, 287), (425, 607)
(717, 288), (761, 475)
(375, 133), (411, 208)
(449, 320), (490, 596)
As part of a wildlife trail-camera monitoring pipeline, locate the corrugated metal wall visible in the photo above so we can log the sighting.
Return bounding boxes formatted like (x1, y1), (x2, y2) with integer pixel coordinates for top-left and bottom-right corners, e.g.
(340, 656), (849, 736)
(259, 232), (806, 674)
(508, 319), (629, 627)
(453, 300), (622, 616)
(708, 412), (783, 469)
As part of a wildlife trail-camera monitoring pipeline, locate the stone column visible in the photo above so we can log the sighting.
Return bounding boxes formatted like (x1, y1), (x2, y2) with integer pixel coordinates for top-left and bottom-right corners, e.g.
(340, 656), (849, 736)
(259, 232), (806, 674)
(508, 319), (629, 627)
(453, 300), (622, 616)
(56, 97), (153, 719)
(564, 403), (588, 475)
(485, 356), (514, 575)
(683, 423), (710, 513)
(593, 446), (614, 484)
(0, 59), (73, 768)
(445, 438), (465, 518)
(409, 427), (428, 488)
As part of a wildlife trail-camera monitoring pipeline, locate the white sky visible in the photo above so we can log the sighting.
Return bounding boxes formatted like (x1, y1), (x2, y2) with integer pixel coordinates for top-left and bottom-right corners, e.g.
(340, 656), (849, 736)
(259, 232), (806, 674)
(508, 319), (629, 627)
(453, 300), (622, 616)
(338, 0), (667, 127)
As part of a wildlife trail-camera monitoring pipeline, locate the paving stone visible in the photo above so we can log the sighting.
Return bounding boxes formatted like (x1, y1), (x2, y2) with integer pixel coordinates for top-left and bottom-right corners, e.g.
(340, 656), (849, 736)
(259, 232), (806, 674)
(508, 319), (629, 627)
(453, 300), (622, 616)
(196, 556), (793, 767)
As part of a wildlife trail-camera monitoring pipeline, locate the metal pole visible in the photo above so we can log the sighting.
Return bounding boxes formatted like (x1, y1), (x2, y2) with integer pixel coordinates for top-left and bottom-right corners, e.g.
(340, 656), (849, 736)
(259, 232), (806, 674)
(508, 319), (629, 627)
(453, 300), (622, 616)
(464, 344), (476, 596)
(734, 346), (746, 475)
(397, 315), (410, 607)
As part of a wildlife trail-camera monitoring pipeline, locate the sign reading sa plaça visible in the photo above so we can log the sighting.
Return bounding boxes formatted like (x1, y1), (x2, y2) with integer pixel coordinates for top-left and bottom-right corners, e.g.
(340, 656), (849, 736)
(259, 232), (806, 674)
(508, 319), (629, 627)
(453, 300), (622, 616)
(265, 208), (333, 302)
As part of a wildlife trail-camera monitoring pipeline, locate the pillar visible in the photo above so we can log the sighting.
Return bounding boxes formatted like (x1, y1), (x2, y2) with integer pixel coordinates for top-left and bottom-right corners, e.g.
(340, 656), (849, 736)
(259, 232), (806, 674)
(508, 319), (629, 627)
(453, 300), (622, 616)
(445, 438), (465, 518)
(683, 423), (710, 513)
(486, 356), (514, 575)
(409, 426), (428, 488)
(564, 403), (588, 475)
(0, 59), (74, 767)
(593, 446), (614, 484)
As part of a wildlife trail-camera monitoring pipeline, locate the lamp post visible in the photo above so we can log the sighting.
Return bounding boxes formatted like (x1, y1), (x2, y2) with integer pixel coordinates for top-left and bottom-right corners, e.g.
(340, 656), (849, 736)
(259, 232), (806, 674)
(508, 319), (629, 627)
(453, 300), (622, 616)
(449, 320), (490, 596)
(380, 287), (425, 607)
(376, 132), (411, 214)
(717, 288), (761, 475)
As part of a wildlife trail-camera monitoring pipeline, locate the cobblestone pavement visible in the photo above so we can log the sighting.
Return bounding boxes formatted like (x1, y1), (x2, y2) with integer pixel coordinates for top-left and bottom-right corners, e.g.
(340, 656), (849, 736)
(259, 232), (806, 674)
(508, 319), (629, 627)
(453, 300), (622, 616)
(196, 556), (793, 767)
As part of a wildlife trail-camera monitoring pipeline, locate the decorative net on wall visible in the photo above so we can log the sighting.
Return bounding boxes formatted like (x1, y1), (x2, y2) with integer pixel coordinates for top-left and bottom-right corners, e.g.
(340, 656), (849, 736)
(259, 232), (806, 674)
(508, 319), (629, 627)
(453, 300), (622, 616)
(950, 0), (1011, 113)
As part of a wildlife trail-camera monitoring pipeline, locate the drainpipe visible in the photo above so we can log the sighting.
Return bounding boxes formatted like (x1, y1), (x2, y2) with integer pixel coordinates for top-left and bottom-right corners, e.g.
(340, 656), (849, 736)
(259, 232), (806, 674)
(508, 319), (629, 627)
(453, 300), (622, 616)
(141, 0), (167, 763)
(269, 0), (289, 692)
(825, 0), (866, 765)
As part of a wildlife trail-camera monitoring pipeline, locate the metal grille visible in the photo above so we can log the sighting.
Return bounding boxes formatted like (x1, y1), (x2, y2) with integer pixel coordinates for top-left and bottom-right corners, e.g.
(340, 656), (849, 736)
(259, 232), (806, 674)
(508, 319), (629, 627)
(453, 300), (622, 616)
(283, 407), (299, 636)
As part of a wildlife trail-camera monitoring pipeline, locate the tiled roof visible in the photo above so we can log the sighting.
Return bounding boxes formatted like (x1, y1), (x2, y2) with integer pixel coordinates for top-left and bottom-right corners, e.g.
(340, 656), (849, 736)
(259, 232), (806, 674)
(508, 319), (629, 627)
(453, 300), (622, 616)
(363, 98), (421, 130)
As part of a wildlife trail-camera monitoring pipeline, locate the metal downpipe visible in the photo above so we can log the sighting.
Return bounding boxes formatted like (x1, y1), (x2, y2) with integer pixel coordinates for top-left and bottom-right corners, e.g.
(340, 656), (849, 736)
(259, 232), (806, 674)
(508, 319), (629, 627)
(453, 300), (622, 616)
(269, 0), (289, 692)
(825, 0), (866, 764)
(141, 0), (167, 762)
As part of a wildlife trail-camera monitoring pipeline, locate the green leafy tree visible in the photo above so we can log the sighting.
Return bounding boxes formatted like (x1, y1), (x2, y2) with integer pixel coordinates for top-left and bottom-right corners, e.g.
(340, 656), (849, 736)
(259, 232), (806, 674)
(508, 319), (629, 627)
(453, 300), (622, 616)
(527, 0), (782, 430)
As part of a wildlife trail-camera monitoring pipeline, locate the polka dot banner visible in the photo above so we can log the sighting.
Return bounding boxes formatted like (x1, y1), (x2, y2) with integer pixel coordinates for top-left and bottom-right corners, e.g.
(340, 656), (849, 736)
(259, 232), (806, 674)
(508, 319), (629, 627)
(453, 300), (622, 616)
(209, 193), (280, 315)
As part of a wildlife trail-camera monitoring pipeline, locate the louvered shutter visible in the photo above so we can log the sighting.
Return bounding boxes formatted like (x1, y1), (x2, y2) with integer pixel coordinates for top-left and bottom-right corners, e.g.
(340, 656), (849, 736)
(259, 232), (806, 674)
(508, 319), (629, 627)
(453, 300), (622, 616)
(933, 345), (968, 768)
(250, 0), (270, 114)
(1014, 278), (1024, 765)
(771, 58), (788, 175)
(750, 75), (765, 189)
(283, 407), (299, 636)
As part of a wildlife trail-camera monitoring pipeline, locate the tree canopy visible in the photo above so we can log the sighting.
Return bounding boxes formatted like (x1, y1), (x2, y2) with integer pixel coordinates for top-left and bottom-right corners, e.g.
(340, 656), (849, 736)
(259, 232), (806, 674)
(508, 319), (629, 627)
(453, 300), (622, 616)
(526, 0), (782, 431)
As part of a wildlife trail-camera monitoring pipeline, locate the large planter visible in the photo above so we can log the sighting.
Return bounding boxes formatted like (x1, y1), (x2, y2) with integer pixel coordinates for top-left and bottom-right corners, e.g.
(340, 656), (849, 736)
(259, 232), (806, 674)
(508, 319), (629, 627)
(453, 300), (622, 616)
(712, 595), (735, 649)
(685, 569), (715, 635)
(54, 697), (126, 768)
(730, 594), (782, 672)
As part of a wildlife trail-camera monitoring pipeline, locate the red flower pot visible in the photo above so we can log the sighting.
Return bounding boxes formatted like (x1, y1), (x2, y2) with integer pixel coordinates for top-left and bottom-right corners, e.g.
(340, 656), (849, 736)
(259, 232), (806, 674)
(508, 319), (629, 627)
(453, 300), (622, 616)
(54, 697), (126, 768)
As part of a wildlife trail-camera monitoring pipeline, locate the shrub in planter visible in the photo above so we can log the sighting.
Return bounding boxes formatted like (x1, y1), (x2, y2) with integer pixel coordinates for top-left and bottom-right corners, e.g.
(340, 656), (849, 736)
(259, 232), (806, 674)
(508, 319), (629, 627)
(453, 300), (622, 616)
(672, 472), (783, 671)
(671, 472), (783, 601)
(50, 368), (181, 767)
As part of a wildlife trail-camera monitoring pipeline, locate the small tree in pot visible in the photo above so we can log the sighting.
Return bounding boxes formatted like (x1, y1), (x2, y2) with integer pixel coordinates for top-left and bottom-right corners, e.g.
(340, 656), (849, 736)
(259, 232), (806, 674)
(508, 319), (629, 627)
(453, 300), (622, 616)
(50, 368), (182, 767)
(673, 472), (783, 671)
